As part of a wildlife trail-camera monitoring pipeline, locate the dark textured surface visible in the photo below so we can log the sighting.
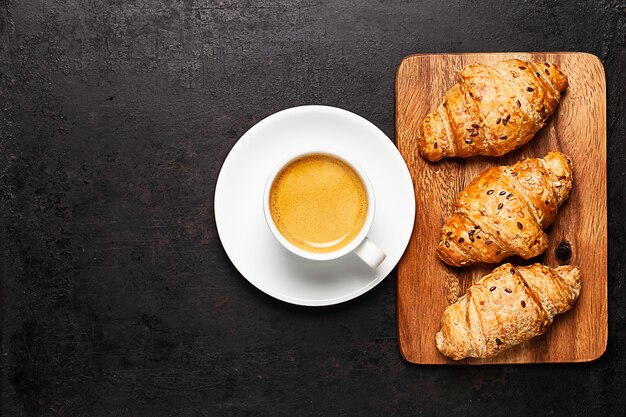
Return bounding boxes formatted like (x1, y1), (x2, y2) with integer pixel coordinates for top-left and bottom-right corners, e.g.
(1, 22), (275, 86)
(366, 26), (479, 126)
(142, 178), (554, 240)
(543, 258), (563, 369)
(0, 0), (624, 416)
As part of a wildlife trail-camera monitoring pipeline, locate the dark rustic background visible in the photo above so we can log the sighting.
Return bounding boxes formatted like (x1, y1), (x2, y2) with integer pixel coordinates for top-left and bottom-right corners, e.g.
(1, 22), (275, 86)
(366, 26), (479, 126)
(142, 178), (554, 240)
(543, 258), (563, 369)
(1, 1), (624, 416)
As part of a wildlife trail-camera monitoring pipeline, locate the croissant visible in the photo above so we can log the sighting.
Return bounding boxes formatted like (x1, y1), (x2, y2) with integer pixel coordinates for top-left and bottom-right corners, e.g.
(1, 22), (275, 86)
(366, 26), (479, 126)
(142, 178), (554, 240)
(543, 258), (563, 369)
(436, 263), (581, 360)
(418, 59), (568, 161)
(437, 152), (573, 267)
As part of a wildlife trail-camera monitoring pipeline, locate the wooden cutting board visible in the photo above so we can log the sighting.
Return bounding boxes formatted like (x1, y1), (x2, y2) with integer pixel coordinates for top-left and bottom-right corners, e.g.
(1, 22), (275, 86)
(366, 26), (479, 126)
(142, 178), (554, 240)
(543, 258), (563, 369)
(396, 52), (607, 364)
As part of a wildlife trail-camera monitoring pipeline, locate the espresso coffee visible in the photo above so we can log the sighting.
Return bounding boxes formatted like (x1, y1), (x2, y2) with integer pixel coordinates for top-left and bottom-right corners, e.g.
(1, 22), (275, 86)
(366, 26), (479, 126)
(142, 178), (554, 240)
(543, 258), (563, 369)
(269, 154), (368, 253)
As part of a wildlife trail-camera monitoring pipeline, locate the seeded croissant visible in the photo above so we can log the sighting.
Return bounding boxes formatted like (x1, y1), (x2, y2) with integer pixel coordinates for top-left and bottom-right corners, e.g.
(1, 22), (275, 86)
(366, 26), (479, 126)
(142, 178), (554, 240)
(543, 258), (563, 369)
(436, 263), (581, 360)
(437, 152), (573, 267)
(418, 59), (568, 161)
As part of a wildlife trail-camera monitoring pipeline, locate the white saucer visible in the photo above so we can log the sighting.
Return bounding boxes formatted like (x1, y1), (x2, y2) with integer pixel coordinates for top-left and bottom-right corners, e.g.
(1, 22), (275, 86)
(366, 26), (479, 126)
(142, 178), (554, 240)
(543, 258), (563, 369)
(214, 106), (415, 306)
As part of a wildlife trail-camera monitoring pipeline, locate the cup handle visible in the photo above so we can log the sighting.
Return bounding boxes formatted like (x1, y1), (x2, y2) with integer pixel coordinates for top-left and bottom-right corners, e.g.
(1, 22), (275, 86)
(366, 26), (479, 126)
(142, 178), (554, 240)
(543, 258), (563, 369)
(353, 237), (386, 269)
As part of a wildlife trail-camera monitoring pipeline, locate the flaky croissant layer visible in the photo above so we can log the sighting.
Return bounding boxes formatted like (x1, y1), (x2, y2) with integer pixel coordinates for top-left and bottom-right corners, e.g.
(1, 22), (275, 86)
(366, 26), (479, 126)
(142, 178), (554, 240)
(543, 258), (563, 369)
(418, 59), (568, 161)
(436, 263), (581, 360)
(437, 151), (573, 267)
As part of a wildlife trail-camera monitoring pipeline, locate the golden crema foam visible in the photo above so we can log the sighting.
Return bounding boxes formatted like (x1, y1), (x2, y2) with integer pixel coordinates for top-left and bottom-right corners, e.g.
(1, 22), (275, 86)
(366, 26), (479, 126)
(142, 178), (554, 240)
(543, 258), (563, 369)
(269, 154), (368, 253)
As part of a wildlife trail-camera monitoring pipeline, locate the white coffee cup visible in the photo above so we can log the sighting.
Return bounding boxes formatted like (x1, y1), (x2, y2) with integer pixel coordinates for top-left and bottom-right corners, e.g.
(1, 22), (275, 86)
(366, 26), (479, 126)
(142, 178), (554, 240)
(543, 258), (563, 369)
(263, 150), (386, 269)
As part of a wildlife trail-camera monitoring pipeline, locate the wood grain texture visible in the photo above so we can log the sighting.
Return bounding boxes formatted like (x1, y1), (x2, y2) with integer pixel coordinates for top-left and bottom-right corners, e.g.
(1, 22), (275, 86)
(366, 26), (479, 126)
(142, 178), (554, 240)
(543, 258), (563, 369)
(396, 53), (607, 365)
